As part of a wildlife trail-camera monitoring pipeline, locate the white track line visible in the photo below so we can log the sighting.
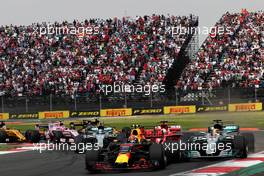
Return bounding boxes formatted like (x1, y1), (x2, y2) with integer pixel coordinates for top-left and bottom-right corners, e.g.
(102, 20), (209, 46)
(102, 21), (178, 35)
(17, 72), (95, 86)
(0, 143), (36, 155)
(170, 151), (264, 176)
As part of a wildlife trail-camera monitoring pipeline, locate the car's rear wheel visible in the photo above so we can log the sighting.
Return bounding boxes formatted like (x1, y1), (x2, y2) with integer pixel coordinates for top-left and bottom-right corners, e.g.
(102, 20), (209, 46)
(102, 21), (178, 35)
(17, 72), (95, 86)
(74, 135), (84, 153)
(0, 130), (7, 143)
(150, 143), (167, 169)
(241, 132), (255, 153)
(122, 127), (131, 138)
(234, 135), (247, 158)
(163, 140), (181, 163)
(25, 130), (41, 143)
(103, 137), (112, 148)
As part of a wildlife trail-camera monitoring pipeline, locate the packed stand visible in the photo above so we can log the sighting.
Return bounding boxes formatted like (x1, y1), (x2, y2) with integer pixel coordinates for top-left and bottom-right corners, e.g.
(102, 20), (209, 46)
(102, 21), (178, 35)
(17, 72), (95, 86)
(178, 10), (264, 91)
(0, 14), (196, 97)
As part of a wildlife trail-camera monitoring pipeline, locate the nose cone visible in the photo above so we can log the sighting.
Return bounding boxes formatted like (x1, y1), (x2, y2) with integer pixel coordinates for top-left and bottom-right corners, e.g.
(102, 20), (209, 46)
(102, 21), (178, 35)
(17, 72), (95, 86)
(115, 153), (130, 164)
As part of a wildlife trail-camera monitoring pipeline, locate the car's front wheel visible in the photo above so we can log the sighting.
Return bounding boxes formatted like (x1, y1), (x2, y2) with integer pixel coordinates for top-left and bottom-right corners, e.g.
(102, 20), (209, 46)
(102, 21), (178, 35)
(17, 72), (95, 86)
(150, 143), (167, 169)
(85, 149), (100, 173)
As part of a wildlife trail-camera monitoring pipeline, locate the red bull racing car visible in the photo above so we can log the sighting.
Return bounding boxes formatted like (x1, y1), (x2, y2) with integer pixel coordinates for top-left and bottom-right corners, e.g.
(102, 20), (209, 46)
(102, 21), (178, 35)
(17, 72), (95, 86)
(85, 126), (167, 173)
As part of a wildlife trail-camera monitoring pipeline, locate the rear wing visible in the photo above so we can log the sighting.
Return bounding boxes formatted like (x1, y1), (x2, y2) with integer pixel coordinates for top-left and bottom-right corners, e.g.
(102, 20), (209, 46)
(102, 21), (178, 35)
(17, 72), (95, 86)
(208, 124), (239, 133)
(70, 122), (86, 127)
(223, 125), (240, 133)
(212, 120), (224, 125)
(37, 124), (49, 129)
(70, 120), (100, 128)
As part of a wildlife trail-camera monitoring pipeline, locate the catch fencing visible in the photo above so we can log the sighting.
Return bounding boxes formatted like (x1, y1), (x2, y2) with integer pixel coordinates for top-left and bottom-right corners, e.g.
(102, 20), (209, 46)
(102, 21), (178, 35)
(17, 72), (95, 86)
(0, 87), (263, 119)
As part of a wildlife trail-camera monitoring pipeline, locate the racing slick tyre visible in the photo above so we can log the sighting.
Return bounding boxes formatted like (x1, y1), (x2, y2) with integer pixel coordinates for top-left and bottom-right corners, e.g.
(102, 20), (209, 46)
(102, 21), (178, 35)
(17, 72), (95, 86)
(74, 135), (84, 153)
(241, 132), (255, 153)
(103, 137), (112, 148)
(0, 130), (7, 143)
(122, 127), (131, 138)
(52, 131), (63, 143)
(234, 135), (248, 158)
(163, 140), (181, 163)
(25, 130), (41, 143)
(85, 149), (100, 173)
(150, 143), (167, 169)
(179, 139), (191, 162)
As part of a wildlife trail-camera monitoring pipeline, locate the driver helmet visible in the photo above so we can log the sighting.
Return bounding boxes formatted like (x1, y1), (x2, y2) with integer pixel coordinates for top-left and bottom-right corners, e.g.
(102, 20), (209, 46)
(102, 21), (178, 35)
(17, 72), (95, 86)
(211, 127), (220, 137)
(213, 123), (222, 135)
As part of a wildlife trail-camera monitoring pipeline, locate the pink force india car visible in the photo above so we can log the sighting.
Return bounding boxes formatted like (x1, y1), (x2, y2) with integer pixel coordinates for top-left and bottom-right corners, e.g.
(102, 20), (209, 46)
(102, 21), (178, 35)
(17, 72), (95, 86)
(25, 121), (79, 143)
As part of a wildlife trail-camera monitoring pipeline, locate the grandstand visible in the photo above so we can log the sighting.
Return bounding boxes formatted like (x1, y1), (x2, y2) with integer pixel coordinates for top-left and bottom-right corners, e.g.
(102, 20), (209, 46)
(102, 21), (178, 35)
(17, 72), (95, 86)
(177, 10), (264, 104)
(0, 14), (197, 98)
(1, 10), (264, 113)
(178, 10), (264, 91)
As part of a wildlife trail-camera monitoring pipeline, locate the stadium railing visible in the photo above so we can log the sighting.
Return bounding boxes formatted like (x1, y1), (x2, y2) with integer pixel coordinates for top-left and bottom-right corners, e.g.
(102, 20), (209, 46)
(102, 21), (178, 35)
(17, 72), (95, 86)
(0, 87), (263, 114)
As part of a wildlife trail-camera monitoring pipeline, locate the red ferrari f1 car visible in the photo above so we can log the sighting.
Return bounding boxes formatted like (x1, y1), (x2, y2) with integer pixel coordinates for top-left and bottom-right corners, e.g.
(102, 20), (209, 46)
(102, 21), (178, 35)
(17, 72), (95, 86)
(143, 121), (187, 162)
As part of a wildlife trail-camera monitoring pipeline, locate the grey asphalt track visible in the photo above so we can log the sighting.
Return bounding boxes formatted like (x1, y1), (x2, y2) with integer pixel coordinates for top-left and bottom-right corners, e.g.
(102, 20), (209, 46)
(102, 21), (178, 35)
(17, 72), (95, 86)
(0, 131), (264, 176)
(252, 172), (264, 176)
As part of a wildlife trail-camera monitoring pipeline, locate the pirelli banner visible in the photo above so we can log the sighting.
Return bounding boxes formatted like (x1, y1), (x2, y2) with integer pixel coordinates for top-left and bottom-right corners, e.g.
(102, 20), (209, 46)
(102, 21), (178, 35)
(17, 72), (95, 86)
(197, 105), (228, 112)
(133, 108), (163, 115)
(0, 113), (9, 120)
(70, 111), (100, 118)
(10, 113), (38, 119)
(228, 103), (262, 112)
(39, 111), (70, 119)
(164, 105), (196, 114)
(100, 108), (132, 117)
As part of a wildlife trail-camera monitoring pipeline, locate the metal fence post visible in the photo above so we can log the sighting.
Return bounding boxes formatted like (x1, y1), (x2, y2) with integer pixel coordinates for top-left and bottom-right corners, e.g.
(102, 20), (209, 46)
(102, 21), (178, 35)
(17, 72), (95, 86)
(99, 94), (102, 110)
(49, 94), (53, 111)
(124, 92), (127, 108)
(1, 96), (4, 113)
(202, 90), (205, 105)
(25, 97), (28, 113)
(74, 94), (77, 111)
(175, 87), (178, 105)
(228, 86), (231, 104)
(150, 91), (153, 108)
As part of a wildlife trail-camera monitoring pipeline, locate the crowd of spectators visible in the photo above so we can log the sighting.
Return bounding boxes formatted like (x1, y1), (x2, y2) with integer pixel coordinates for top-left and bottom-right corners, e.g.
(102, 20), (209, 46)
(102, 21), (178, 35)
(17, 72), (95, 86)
(3, 11), (264, 98)
(0, 14), (195, 97)
(178, 10), (264, 91)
